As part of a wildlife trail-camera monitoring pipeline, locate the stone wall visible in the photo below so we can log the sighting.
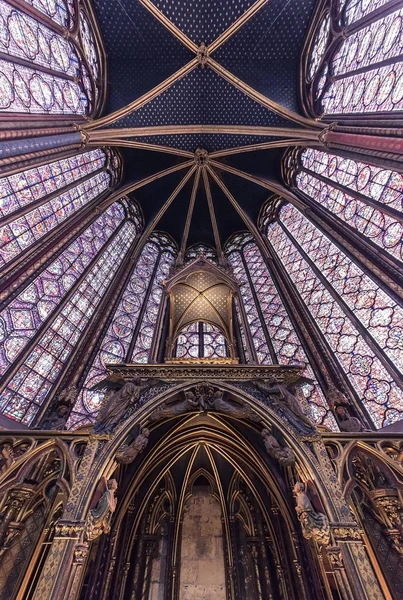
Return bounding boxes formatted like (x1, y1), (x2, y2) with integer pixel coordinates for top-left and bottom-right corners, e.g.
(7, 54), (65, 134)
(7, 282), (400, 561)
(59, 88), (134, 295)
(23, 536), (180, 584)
(179, 485), (226, 600)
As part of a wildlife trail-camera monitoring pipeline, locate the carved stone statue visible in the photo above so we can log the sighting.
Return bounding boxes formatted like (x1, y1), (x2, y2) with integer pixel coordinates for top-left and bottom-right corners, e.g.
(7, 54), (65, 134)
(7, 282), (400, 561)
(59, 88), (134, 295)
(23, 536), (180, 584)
(262, 429), (295, 467)
(116, 428), (150, 464)
(255, 379), (313, 427)
(326, 386), (350, 410)
(293, 482), (330, 546)
(335, 406), (370, 433)
(0, 443), (15, 475)
(41, 385), (77, 430)
(94, 381), (143, 432)
(209, 390), (261, 422)
(86, 478), (118, 541)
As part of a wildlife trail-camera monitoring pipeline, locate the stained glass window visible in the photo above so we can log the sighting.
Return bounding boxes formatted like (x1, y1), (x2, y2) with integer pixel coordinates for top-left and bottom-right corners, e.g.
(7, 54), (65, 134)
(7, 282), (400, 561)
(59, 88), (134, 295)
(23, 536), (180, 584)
(0, 1), (100, 115)
(175, 322), (228, 359)
(66, 235), (176, 429)
(226, 235), (337, 430)
(0, 202), (127, 378)
(23, 0), (74, 28)
(295, 148), (403, 263)
(0, 206), (137, 425)
(185, 244), (218, 264)
(68, 242), (160, 428)
(0, 149), (116, 268)
(130, 248), (175, 363)
(265, 204), (403, 428)
(306, 2), (403, 115)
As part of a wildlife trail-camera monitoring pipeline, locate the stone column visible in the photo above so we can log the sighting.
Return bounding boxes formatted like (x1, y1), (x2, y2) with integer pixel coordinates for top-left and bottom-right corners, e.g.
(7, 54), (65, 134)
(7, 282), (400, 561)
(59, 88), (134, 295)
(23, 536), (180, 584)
(32, 435), (108, 600)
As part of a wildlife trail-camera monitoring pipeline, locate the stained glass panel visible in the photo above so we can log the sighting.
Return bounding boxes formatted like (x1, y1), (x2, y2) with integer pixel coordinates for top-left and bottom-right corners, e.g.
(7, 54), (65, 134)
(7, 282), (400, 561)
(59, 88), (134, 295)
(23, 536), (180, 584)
(340, 0), (395, 26)
(0, 1), (92, 114)
(79, 10), (99, 81)
(0, 1), (78, 74)
(130, 250), (175, 363)
(266, 215), (403, 427)
(308, 13), (330, 81)
(230, 240), (336, 429)
(0, 202), (126, 377)
(0, 149), (106, 219)
(185, 244), (218, 264)
(0, 220), (137, 424)
(71, 242), (159, 423)
(22, 0), (73, 28)
(308, 3), (403, 115)
(297, 149), (403, 262)
(0, 171), (110, 267)
(228, 250), (273, 365)
(279, 204), (403, 373)
(175, 322), (228, 359)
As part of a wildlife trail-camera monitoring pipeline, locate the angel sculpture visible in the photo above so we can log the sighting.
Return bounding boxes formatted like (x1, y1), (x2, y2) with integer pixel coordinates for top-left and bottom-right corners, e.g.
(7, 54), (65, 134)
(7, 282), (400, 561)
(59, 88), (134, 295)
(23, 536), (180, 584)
(262, 429), (295, 467)
(335, 406), (370, 433)
(94, 380), (143, 433)
(86, 478), (118, 541)
(254, 379), (313, 427)
(293, 482), (330, 546)
(115, 428), (150, 464)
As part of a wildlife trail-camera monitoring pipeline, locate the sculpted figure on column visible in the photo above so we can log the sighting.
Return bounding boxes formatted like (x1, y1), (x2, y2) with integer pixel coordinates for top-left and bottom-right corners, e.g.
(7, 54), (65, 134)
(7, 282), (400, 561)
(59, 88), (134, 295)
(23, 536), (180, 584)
(86, 478), (118, 541)
(116, 428), (150, 464)
(261, 429), (295, 467)
(94, 381), (143, 432)
(254, 379), (313, 427)
(293, 482), (330, 546)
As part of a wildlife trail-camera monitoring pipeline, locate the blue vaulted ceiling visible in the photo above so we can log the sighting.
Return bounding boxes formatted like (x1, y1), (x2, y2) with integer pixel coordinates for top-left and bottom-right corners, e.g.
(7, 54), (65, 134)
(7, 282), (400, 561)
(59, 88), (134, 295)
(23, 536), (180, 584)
(91, 0), (318, 248)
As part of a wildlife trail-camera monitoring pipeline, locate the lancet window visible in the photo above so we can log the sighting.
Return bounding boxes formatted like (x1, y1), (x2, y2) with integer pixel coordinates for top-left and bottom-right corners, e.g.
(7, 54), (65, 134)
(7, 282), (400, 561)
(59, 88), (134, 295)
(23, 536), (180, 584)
(174, 322), (228, 360)
(68, 234), (176, 428)
(0, 148), (118, 268)
(0, 0), (102, 116)
(0, 198), (139, 425)
(226, 234), (336, 430)
(292, 147), (403, 264)
(304, 0), (403, 116)
(264, 203), (403, 428)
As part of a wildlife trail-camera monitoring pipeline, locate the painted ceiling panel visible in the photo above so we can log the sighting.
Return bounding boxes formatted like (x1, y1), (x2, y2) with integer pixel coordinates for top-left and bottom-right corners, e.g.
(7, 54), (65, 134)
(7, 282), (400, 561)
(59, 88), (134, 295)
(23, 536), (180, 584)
(214, 0), (317, 109)
(93, 0), (194, 113)
(149, 0), (258, 45)
(112, 68), (295, 129)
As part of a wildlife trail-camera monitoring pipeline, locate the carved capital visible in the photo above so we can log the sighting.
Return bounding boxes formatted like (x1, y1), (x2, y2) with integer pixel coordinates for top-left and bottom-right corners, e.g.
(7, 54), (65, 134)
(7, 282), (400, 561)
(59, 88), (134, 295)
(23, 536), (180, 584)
(331, 523), (363, 542)
(54, 520), (86, 539)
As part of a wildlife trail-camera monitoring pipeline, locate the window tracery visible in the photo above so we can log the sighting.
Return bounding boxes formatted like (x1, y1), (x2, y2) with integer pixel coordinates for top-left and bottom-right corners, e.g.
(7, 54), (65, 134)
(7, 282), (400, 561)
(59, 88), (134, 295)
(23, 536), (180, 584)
(304, 1), (403, 116)
(226, 234), (337, 430)
(185, 244), (218, 264)
(265, 204), (403, 428)
(175, 322), (228, 359)
(0, 200), (137, 425)
(0, 149), (117, 268)
(294, 148), (403, 263)
(0, 0), (102, 116)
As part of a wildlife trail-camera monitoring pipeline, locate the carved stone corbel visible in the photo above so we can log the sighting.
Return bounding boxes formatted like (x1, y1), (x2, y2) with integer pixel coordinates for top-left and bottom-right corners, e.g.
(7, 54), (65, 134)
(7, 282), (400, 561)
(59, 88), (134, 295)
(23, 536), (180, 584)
(369, 488), (403, 554)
